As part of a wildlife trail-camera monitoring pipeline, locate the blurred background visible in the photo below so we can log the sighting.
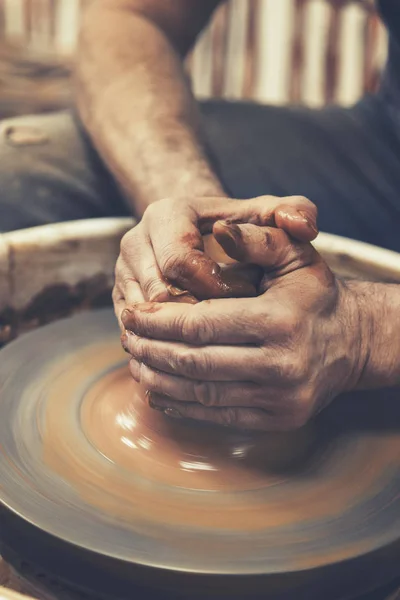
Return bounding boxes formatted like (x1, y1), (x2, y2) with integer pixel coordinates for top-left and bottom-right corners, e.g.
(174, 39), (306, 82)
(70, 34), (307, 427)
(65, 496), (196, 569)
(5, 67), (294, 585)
(0, 0), (387, 119)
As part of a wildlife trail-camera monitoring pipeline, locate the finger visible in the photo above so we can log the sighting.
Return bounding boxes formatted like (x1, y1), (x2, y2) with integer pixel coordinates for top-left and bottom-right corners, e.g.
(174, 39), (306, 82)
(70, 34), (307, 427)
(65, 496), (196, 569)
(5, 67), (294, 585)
(113, 280), (145, 352)
(123, 333), (266, 381)
(213, 222), (317, 274)
(219, 263), (263, 296)
(122, 297), (272, 344)
(112, 277), (145, 337)
(118, 237), (198, 304)
(120, 228), (172, 302)
(129, 358), (265, 407)
(114, 256), (146, 304)
(113, 256), (146, 340)
(112, 285), (127, 333)
(192, 195), (318, 241)
(132, 241), (197, 304)
(275, 202), (318, 241)
(150, 195), (317, 299)
(146, 393), (287, 431)
(114, 260), (145, 307)
(139, 231), (252, 301)
(148, 203), (231, 300)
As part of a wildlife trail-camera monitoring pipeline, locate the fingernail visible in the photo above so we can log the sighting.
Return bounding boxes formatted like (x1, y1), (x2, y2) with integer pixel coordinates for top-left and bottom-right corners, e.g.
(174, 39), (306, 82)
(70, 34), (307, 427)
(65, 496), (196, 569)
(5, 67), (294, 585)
(214, 221), (245, 262)
(298, 210), (318, 235)
(121, 308), (133, 322)
(148, 398), (166, 412)
(129, 359), (141, 382)
(164, 408), (182, 419)
(167, 284), (189, 297)
(120, 332), (130, 354)
(219, 220), (241, 234)
(173, 293), (198, 305)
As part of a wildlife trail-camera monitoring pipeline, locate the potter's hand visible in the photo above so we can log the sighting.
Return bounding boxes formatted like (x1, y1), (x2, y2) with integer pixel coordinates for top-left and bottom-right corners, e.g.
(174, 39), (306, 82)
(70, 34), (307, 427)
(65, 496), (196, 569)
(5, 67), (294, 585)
(121, 224), (367, 431)
(113, 195), (318, 329)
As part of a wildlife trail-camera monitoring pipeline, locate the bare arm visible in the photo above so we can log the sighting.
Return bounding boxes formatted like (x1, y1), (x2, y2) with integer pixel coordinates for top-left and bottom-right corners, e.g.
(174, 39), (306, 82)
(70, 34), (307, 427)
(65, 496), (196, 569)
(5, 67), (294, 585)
(75, 0), (226, 216)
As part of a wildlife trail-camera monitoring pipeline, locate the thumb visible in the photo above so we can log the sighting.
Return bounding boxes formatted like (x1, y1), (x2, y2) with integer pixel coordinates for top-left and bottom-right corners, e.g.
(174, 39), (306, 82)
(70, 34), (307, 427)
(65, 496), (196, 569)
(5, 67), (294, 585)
(198, 194), (318, 242)
(213, 221), (319, 276)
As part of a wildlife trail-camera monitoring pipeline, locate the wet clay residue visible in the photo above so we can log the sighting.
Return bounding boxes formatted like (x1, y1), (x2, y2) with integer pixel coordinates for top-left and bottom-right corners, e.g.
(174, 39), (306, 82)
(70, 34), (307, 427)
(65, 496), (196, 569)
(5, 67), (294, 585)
(0, 274), (112, 347)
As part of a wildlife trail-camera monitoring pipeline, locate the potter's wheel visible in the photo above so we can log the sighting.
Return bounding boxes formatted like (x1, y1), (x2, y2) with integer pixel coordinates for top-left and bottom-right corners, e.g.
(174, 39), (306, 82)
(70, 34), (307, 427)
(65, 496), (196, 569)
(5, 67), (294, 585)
(1, 309), (400, 600)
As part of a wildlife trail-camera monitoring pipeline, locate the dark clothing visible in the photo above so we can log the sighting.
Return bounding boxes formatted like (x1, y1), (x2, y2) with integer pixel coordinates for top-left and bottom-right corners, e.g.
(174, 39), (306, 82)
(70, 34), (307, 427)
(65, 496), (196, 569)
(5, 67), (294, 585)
(0, 0), (400, 254)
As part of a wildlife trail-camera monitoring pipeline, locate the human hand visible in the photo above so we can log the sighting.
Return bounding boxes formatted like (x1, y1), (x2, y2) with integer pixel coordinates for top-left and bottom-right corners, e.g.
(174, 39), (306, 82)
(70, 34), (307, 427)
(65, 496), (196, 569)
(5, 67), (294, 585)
(121, 220), (366, 431)
(113, 194), (318, 330)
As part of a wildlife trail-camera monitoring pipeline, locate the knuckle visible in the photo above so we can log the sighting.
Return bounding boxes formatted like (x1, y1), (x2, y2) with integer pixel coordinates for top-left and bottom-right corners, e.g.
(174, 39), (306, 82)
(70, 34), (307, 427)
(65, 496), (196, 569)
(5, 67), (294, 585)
(120, 230), (133, 254)
(173, 348), (209, 378)
(286, 391), (313, 429)
(141, 366), (158, 390)
(131, 336), (147, 361)
(120, 225), (141, 258)
(143, 202), (157, 219)
(121, 275), (138, 292)
(287, 410), (309, 430)
(114, 255), (124, 276)
(279, 353), (305, 384)
(274, 308), (303, 340)
(142, 278), (169, 303)
(112, 285), (123, 304)
(252, 387), (272, 409)
(160, 253), (186, 281)
(193, 381), (217, 407)
(181, 312), (215, 345)
(114, 257), (129, 285)
(290, 195), (312, 207)
(145, 197), (174, 221)
(220, 407), (241, 428)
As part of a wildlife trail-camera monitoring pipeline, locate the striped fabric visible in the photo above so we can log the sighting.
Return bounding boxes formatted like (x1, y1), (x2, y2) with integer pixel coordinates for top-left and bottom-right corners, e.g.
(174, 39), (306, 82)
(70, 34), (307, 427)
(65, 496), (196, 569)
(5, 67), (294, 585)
(0, 0), (388, 107)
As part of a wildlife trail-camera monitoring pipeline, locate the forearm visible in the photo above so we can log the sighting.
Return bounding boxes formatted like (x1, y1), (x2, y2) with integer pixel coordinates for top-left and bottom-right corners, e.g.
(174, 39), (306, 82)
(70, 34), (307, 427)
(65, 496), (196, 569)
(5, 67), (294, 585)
(350, 281), (400, 389)
(75, 2), (225, 216)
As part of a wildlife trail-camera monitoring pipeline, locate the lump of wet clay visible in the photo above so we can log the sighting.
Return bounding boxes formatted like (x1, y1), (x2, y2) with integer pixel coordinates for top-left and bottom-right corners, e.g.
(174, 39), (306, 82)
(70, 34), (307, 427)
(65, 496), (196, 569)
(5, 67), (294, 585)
(167, 234), (263, 303)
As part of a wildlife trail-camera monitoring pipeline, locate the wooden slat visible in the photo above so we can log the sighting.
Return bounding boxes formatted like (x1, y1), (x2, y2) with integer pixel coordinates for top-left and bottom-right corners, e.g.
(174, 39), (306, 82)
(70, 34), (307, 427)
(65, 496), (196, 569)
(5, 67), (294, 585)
(325, 0), (343, 103)
(48, 0), (57, 42)
(210, 1), (230, 97)
(242, 0), (260, 98)
(363, 11), (380, 93)
(0, 0), (388, 107)
(23, 0), (34, 42)
(290, 0), (307, 103)
(32, 0), (47, 42)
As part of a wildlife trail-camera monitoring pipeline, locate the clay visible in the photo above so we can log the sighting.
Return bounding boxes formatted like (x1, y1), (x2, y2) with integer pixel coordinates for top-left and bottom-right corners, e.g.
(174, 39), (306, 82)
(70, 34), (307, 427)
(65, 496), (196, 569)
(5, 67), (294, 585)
(1, 310), (400, 600)
(163, 233), (263, 301)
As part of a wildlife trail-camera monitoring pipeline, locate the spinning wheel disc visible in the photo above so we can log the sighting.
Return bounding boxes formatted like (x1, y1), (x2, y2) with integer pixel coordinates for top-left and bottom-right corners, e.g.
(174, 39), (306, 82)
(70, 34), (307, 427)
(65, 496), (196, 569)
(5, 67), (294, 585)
(0, 309), (400, 599)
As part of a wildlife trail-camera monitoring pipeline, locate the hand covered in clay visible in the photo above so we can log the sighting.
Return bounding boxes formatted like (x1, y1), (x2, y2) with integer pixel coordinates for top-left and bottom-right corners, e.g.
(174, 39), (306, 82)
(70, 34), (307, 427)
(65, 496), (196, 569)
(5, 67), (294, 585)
(113, 194), (318, 327)
(121, 213), (367, 431)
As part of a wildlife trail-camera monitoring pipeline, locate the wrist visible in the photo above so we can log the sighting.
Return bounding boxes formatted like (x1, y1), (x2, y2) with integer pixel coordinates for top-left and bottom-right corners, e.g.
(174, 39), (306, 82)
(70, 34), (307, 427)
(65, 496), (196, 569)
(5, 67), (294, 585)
(344, 280), (400, 390)
(341, 280), (374, 390)
(334, 280), (372, 392)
